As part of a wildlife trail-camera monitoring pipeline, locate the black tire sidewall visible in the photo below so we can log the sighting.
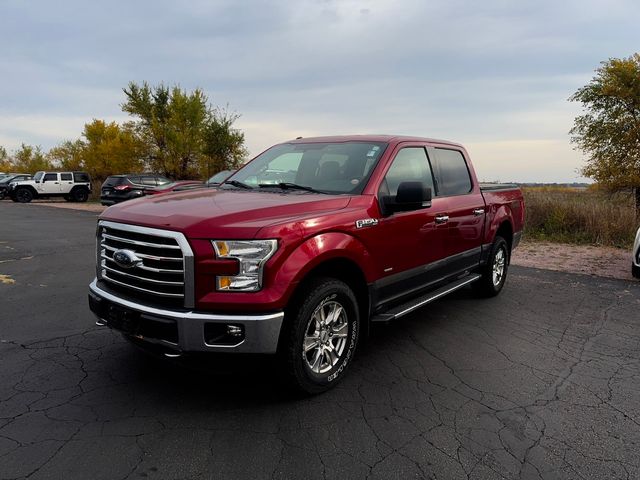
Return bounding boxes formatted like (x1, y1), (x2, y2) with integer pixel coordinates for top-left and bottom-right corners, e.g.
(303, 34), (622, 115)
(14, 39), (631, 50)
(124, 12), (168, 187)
(285, 278), (359, 394)
(16, 188), (33, 203)
(73, 188), (88, 202)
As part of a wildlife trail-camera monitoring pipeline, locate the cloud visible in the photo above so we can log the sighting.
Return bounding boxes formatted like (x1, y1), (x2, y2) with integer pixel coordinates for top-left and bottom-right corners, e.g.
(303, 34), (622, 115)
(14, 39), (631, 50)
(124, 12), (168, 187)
(1, 0), (638, 181)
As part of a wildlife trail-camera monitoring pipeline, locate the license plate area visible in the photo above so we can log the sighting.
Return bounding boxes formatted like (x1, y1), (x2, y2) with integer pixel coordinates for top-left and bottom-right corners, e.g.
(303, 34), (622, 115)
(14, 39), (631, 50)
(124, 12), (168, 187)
(107, 304), (141, 334)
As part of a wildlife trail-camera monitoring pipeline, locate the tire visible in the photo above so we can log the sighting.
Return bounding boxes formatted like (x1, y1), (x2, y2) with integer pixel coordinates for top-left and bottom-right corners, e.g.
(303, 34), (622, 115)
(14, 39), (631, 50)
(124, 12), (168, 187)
(633, 264), (640, 279)
(15, 187), (34, 203)
(475, 235), (510, 297)
(72, 188), (89, 202)
(280, 277), (360, 394)
(0, 191), (5, 200)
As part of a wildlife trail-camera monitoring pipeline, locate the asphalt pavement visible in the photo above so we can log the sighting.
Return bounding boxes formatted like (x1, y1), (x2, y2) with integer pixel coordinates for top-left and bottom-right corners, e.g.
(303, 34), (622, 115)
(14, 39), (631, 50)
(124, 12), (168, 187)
(1, 203), (640, 480)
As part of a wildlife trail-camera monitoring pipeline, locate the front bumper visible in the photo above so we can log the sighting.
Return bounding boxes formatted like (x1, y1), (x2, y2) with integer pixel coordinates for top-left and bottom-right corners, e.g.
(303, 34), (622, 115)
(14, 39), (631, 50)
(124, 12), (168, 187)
(89, 279), (284, 354)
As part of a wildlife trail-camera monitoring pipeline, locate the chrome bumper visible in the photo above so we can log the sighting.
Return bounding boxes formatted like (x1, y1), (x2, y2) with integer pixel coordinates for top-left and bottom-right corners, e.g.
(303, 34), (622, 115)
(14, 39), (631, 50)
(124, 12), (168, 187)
(88, 279), (284, 354)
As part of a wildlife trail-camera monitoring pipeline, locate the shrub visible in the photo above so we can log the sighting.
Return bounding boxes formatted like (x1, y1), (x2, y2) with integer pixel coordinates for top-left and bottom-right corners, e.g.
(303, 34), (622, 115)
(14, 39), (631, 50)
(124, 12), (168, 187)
(523, 187), (638, 248)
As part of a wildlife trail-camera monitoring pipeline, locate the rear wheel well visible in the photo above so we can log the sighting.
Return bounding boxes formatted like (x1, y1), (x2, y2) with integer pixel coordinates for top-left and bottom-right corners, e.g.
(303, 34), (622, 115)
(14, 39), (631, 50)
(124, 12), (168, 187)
(284, 258), (370, 340)
(495, 221), (513, 252)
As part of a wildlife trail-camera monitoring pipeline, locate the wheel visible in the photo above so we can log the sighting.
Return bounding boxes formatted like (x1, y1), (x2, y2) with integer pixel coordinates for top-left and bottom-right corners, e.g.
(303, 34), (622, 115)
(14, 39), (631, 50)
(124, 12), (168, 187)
(72, 188), (89, 202)
(15, 188), (34, 203)
(633, 264), (640, 279)
(0, 191), (5, 200)
(475, 235), (510, 297)
(281, 277), (360, 394)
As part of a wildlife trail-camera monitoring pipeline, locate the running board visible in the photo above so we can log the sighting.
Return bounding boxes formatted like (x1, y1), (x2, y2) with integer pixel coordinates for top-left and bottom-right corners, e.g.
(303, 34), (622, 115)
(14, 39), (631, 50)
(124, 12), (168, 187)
(371, 274), (481, 323)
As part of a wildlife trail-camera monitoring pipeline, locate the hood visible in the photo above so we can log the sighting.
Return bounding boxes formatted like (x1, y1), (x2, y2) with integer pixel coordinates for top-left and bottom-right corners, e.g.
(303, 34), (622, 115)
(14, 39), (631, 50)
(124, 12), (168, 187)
(100, 188), (351, 238)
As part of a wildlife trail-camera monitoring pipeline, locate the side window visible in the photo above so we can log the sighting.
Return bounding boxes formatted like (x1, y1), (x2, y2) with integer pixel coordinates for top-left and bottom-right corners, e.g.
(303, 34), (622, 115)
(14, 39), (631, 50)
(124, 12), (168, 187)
(141, 176), (157, 186)
(43, 173), (58, 182)
(381, 147), (435, 197)
(73, 172), (89, 182)
(433, 149), (472, 196)
(156, 176), (172, 185)
(128, 176), (141, 185)
(60, 173), (72, 181)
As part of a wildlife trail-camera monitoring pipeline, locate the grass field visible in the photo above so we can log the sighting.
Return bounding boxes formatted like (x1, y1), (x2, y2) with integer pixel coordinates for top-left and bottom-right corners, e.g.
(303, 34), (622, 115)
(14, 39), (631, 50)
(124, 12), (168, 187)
(523, 187), (639, 248)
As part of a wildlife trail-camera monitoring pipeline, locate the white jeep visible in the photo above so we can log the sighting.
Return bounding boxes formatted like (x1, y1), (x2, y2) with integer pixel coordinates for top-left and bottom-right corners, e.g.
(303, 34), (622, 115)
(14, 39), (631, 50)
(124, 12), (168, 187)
(9, 171), (92, 203)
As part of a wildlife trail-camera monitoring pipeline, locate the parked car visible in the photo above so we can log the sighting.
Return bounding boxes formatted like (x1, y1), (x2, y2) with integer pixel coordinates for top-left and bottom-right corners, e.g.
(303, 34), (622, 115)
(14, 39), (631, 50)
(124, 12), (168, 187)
(207, 170), (234, 186)
(89, 135), (525, 394)
(100, 174), (172, 206)
(146, 180), (204, 195)
(9, 171), (91, 203)
(633, 226), (640, 279)
(0, 173), (32, 200)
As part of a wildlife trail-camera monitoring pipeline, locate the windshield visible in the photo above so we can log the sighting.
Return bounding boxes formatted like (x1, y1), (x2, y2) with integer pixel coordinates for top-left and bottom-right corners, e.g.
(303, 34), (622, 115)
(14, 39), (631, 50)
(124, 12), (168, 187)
(226, 141), (388, 194)
(33, 172), (44, 182)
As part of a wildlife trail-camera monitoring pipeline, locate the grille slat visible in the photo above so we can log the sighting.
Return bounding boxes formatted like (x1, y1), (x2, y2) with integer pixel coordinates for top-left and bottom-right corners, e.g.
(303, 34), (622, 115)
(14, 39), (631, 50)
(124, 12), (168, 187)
(102, 233), (182, 250)
(102, 244), (183, 262)
(99, 223), (187, 306)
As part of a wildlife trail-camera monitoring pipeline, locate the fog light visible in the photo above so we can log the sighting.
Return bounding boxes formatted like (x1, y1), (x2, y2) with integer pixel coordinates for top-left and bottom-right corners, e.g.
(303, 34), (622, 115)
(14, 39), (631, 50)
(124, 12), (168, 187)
(204, 323), (245, 346)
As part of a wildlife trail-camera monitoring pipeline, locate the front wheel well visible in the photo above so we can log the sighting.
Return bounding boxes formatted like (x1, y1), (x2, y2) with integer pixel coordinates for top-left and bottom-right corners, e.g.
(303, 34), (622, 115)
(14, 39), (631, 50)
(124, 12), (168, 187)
(285, 258), (370, 335)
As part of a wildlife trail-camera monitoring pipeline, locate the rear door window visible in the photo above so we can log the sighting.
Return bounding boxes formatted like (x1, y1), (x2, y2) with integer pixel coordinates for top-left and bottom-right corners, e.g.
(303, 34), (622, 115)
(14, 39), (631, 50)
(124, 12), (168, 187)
(433, 149), (472, 196)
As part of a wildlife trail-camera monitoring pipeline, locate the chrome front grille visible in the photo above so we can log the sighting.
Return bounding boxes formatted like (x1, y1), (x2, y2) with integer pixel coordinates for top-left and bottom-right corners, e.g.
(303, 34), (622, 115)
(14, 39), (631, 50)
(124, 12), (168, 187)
(97, 220), (194, 308)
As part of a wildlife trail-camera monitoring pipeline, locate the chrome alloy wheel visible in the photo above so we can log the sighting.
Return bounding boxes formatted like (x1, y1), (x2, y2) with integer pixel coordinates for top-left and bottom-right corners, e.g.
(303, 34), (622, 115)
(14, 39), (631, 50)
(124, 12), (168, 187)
(303, 300), (349, 374)
(492, 247), (506, 286)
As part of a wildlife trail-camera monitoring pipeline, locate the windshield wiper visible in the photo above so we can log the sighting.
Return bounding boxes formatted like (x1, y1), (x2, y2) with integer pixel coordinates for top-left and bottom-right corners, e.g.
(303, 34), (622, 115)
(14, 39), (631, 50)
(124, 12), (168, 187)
(258, 182), (327, 194)
(223, 180), (253, 190)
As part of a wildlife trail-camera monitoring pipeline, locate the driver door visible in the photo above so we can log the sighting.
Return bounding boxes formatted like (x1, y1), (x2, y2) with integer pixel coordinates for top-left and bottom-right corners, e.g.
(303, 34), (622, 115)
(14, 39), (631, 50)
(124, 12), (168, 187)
(38, 173), (60, 194)
(361, 145), (450, 306)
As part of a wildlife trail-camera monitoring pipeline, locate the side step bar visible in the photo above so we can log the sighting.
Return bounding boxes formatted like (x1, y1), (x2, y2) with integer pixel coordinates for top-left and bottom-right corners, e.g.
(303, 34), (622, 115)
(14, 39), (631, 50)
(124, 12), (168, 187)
(371, 274), (482, 323)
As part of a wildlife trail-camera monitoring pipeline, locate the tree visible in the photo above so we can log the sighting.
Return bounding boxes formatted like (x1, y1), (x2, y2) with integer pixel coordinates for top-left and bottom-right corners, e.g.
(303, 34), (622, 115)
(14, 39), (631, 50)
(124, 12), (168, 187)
(122, 82), (208, 179)
(48, 140), (85, 171)
(0, 146), (11, 172)
(570, 53), (640, 216)
(122, 82), (246, 179)
(79, 119), (144, 182)
(201, 107), (247, 178)
(12, 144), (52, 173)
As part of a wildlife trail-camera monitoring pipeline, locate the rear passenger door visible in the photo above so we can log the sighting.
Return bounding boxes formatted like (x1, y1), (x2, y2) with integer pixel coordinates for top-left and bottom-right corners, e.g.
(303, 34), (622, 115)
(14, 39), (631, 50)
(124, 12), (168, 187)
(430, 147), (485, 274)
(60, 173), (73, 192)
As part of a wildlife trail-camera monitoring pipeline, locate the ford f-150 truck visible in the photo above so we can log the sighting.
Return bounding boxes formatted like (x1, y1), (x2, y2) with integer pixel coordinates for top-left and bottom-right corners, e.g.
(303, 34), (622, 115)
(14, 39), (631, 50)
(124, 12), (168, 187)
(89, 135), (524, 393)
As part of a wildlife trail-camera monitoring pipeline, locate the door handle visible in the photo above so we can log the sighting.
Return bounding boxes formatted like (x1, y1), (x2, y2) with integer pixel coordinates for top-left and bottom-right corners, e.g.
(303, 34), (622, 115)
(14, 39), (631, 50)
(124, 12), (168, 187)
(54, 182), (59, 184)
(435, 215), (449, 224)
(473, 208), (485, 216)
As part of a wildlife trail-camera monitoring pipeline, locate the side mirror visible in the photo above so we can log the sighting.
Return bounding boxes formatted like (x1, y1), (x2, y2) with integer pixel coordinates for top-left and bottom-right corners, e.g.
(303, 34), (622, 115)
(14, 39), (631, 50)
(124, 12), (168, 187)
(381, 182), (432, 215)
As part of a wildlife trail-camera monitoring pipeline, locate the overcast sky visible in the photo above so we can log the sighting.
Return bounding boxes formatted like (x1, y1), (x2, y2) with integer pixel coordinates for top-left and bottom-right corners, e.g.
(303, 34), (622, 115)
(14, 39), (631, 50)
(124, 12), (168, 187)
(1, 0), (638, 182)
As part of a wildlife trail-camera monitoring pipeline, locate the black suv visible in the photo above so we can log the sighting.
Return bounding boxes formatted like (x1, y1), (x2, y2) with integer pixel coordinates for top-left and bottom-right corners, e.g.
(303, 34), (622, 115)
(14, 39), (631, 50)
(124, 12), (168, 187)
(0, 173), (32, 200)
(100, 174), (172, 206)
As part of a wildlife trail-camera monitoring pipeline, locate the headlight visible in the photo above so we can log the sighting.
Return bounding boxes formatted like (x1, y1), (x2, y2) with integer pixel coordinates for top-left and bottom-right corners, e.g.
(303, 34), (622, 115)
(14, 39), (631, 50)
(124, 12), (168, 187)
(212, 239), (278, 292)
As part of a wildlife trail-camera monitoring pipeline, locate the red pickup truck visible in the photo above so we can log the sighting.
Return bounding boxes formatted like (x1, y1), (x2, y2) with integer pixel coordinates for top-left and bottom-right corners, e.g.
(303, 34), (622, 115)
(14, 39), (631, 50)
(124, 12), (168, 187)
(89, 135), (524, 393)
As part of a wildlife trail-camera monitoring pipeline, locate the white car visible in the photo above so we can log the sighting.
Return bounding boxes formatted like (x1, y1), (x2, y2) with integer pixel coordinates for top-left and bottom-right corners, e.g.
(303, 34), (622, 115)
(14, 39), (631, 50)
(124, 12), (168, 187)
(9, 171), (92, 203)
(633, 226), (640, 279)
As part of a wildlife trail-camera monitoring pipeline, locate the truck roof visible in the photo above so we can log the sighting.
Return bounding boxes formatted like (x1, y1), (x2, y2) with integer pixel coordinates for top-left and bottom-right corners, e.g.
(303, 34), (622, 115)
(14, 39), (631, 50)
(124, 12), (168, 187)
(284, 134), (463, 148)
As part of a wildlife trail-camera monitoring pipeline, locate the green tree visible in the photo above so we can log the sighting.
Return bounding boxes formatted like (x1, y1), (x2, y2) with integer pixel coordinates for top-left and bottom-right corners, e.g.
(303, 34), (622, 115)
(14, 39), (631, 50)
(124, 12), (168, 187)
(12, 144), (52, 173)
(570, 53), (640, 215)
(201, 107), (247, 178)
(122, 82), (246, 179)
(122, 82), (208, 179)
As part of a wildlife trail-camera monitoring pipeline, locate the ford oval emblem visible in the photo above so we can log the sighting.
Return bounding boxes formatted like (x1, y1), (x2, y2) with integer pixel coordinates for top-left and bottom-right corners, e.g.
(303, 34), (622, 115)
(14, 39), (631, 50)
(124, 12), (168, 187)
(112, 249), (142, 269)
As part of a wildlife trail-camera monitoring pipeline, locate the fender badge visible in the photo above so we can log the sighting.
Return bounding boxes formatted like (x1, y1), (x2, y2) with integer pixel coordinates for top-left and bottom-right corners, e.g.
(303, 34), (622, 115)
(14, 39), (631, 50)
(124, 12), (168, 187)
(355, 218), (379, 229)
